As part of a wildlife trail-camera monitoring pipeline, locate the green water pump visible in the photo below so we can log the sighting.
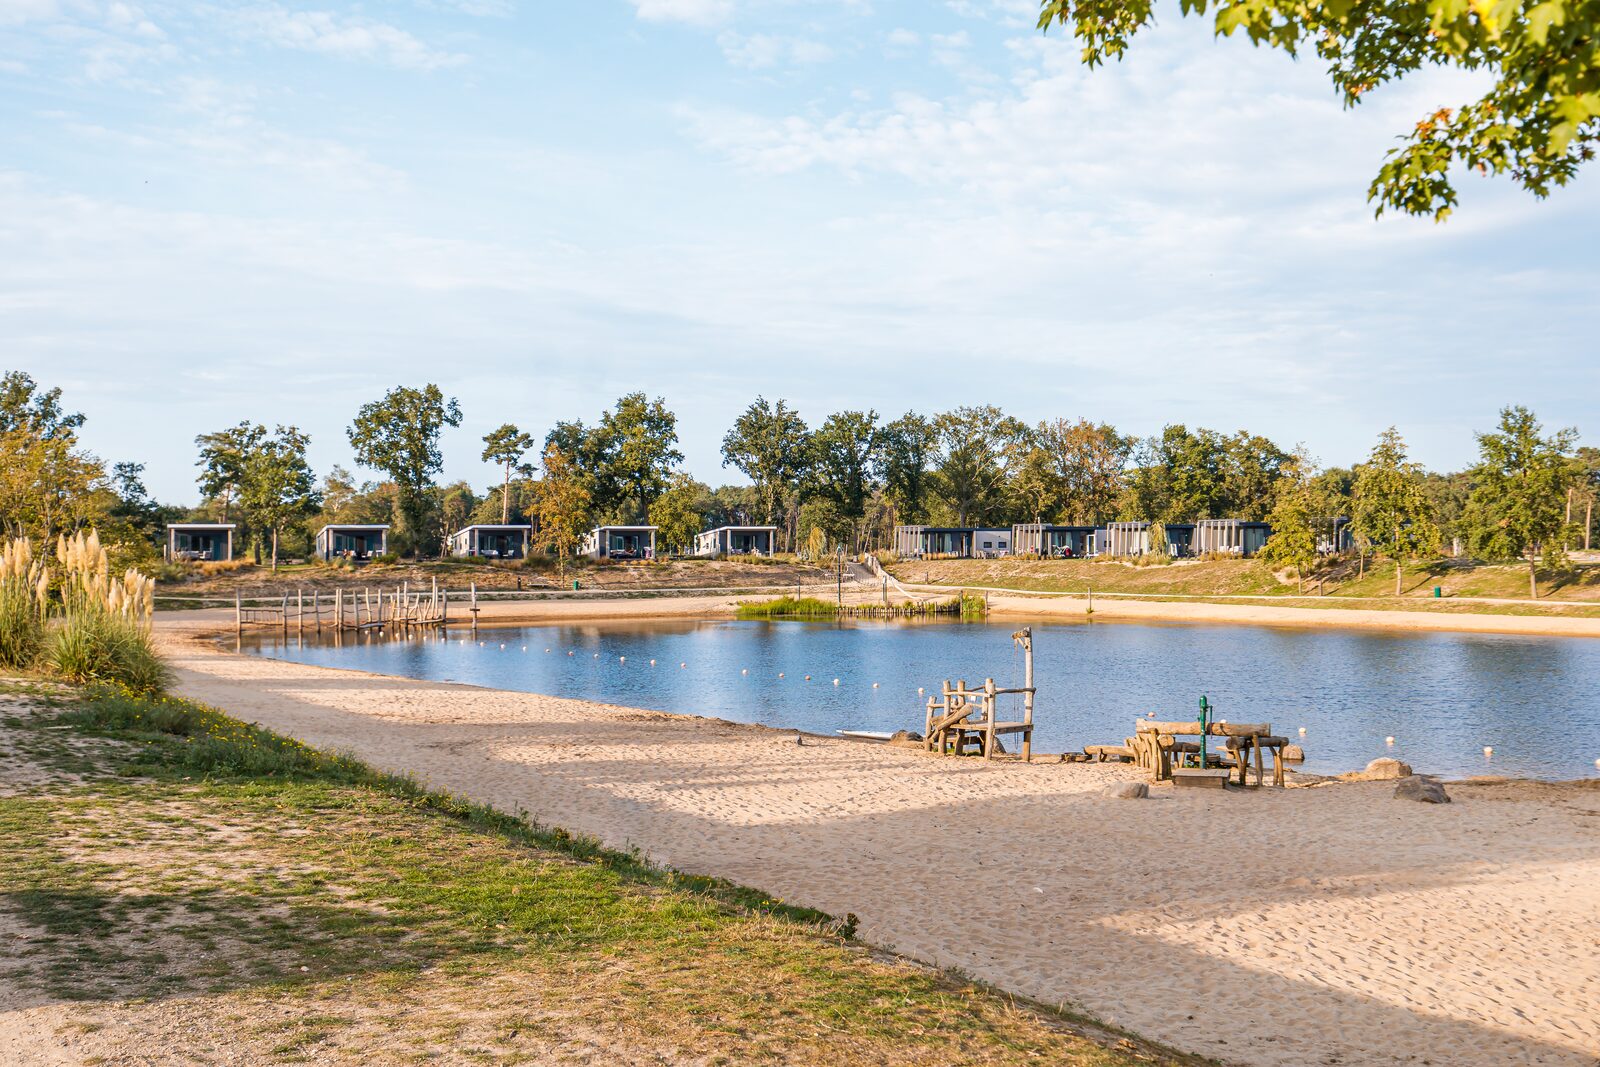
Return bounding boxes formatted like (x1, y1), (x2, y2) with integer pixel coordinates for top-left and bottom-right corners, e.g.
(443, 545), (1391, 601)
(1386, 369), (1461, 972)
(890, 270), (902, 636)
(1198, 695), (1213, 769)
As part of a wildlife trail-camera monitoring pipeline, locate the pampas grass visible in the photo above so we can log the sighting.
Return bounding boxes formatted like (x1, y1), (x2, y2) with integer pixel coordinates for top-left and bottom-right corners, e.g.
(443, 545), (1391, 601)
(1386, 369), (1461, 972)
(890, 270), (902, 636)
(0, 538), (49, 669)
(46, 530), (168, 693)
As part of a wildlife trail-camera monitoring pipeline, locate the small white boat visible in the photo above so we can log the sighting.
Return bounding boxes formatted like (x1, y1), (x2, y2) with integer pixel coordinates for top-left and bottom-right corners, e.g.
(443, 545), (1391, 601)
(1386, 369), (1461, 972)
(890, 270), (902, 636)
(836, 730), (894, 742)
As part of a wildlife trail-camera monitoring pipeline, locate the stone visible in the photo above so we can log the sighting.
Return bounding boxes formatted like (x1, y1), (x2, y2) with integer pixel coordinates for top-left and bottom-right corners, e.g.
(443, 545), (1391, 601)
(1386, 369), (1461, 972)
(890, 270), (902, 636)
(1395, 776), (1451, 804)
(889, 730), (923, 743)
(1363, 757), (1412, 780)
(1282, 744), (1306, 761)
(1102, 782), (1149, 800)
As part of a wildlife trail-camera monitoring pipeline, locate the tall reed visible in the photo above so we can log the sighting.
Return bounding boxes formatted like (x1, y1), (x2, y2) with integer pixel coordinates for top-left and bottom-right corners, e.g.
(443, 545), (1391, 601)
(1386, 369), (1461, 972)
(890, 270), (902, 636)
(47, 530), (168, 693)
(0, 538), (49, 670)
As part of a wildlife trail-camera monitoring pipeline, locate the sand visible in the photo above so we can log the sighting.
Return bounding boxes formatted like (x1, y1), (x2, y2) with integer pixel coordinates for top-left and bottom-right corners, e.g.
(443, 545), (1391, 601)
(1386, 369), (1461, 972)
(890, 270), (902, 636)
(141, 609), (1600, 1067)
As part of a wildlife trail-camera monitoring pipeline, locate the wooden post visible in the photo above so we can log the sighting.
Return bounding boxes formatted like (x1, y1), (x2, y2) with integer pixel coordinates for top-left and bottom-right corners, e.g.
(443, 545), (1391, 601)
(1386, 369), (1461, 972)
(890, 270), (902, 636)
(1016, 627), (1034, 763)
(983, 678), (997, 760)
(280, 593), (288, 634)
(470, 583), (478, 630)
(297, 588), (304, 636)
(235, 590), (242, 637)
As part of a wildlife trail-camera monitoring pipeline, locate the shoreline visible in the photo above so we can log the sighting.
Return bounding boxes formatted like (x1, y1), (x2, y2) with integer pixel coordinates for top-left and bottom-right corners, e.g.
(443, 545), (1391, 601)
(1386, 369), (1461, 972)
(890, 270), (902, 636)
(151, 615), (1600, 1067)
(168, 586), (1600, 638)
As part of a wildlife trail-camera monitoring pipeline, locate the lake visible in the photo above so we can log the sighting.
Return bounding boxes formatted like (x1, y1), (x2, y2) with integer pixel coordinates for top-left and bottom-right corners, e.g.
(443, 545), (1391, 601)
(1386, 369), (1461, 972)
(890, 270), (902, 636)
(238, 617), (1600, 780)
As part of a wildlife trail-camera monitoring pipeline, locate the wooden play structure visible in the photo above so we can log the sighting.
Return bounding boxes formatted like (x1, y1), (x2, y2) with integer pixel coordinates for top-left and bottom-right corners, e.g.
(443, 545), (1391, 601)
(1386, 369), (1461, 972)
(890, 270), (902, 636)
(1087, 698), (1291, 787)
(922, 627), (1036, 761)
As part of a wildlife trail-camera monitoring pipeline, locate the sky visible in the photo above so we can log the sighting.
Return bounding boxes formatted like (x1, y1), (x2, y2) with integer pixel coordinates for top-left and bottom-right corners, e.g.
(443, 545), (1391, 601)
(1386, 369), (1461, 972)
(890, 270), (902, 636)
(3, 0), (1597, 503)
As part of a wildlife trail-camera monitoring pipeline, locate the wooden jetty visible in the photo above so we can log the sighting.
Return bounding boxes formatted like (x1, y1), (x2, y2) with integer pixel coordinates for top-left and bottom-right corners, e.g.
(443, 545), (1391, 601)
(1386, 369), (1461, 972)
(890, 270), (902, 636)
(235, 579), (449, 636)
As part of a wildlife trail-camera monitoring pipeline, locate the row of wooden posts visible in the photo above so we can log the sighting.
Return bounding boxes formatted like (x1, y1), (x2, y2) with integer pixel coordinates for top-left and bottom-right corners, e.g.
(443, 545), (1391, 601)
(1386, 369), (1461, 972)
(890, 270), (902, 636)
(235, 581), (485, 635)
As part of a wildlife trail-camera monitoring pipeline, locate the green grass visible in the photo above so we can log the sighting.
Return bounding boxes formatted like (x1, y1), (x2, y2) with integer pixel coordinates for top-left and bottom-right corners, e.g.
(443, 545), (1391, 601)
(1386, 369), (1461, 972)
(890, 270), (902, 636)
(736, 595), (841, 619)
(0, 685), (1192, 1066)
(895, 556), (1600, 616)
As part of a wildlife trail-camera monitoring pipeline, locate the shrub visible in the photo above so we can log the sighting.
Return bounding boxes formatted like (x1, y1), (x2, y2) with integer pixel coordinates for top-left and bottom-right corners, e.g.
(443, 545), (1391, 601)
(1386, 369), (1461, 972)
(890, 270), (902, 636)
(0, 538), (49, 670)
(372, 552), (400, 565)
(47, 611), (169, 694)
(46, 530), (168, 694)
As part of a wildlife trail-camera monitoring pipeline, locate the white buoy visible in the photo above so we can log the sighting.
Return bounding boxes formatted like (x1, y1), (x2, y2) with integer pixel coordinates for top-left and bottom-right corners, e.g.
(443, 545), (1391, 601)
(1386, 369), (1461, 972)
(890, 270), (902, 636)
(832, 678), (840, 686)
(872, 682), (880, 688)
(650, 659), (656, 666)
(619, 656), (625, 663)
(1594, 758), (1600, 770)
(1386, 736), (1395, 746)
(680, 662), (686, 668)
(778, 672), (785, 678)
(521, 646), (527, 652)
(568, 650), (574, 656)
(544, 648), (550, 653)
(805, 675), (812, 681)
(1298, 727), (1307, 736)
(917, 687), (924, 695)
(1483, 746), (1494, 757)
(593, 653), (599, 658)
(499, 644), (505, 650)
(741, 668), (748, 675)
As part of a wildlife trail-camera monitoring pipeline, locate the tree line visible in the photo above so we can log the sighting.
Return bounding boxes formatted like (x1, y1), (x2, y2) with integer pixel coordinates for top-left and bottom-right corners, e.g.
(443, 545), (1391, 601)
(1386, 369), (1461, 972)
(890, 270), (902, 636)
(2, 371), (1597, 593)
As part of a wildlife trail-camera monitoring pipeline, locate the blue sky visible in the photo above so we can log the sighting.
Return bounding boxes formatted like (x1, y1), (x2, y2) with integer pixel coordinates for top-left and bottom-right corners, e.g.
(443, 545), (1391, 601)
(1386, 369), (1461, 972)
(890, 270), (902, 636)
(3, 0), (1596, 502)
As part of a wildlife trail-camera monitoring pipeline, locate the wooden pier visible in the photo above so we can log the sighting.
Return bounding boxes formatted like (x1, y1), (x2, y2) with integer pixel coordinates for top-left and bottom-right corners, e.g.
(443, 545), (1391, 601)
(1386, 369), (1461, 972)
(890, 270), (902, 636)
(234, 580), (449, 636)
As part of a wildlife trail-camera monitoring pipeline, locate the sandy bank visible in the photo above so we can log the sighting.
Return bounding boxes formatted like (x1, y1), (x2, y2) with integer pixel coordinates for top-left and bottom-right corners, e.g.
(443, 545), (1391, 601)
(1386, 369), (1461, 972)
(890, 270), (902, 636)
(155, 616), (1600, 1067)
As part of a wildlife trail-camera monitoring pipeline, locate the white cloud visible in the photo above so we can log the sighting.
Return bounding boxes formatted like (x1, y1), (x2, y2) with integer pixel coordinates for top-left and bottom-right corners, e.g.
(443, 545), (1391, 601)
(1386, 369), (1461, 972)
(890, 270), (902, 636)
(629, 0), (734, 26)
(0, 0), (60, 25)
(718, 31), (833, 70)
(232, 6), (465, 70)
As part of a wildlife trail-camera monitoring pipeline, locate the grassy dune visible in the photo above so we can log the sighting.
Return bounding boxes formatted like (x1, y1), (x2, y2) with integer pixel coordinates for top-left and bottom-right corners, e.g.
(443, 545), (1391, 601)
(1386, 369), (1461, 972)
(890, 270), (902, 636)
(0, 681), (1192, 1066)
(892, 556), (1600, 616)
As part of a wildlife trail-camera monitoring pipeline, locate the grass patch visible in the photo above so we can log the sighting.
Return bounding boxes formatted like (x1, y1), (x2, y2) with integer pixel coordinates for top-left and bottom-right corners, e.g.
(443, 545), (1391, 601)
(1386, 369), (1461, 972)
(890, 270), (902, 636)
(0, 686), (1189, 1065)
(736, 595), (840, 619)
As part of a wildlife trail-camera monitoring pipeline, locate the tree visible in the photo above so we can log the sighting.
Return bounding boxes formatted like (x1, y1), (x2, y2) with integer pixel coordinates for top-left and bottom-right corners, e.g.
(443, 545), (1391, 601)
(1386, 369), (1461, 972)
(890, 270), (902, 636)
(880, 412), (937, 526)
(649, 474), (705, 555)
(532, 445), (591, 575)
(347, 385), (462, 556)
(0, 372), (85, 440)
(1220, 431), (1294, 520)
(439, 482), (478, 548)
(1034, 418), (1129, 525)
(1260, 459), (1319, 591)
(239, 425), (320, 571)
(721, 398), (811, 539)
(1351, 428), (1441, 595)
(481, 423), (534, 525)
(592, 394), (683, 523)
(930, 406), (1029, 526)
(1461, 406), (1581, 598)
(1038, 0), (1600, 220)
(0, 374), (110, 544)
(1148, 520), (1169, 559)
(196, 422), (264, 524)
(810, 410), (882, 549)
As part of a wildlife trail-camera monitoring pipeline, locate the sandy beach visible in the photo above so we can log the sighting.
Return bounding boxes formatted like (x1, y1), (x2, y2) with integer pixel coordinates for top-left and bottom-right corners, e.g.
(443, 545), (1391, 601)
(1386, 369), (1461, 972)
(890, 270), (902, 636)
(153, 609), (1600, 1067)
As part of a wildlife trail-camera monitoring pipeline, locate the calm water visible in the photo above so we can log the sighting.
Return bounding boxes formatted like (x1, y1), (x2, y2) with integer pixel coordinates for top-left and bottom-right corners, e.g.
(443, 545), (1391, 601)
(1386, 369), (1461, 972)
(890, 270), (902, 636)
(239, 618), (1600, 780)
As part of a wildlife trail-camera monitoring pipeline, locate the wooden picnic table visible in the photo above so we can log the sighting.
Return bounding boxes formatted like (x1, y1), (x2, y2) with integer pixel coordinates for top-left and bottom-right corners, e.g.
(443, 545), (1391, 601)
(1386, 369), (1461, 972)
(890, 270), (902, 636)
(1134, 720), (1287, 787)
